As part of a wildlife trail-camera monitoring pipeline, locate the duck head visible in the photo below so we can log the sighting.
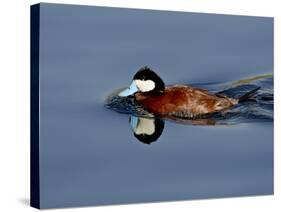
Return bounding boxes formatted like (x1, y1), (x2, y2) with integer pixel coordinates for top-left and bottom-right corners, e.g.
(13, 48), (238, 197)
(119, 67), (165, 97)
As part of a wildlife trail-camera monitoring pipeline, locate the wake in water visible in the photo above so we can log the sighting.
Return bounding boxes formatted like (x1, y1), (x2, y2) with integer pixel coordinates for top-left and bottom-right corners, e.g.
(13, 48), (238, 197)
(105, 74), (273, 126)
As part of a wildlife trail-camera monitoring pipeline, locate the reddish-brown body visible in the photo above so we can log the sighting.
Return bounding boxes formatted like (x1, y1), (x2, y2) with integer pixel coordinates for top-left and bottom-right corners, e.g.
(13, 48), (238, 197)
(135, 85), (238, 118)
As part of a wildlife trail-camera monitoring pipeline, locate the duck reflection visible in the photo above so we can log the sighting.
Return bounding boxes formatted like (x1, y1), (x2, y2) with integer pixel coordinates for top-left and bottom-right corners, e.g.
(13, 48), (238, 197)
(129, 116), (165, 144)
(129, 115), (219, 144)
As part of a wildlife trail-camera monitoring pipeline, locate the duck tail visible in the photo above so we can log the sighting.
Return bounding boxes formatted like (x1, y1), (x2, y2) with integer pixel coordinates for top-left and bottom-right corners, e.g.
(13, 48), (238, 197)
(238, 86), (261, 103)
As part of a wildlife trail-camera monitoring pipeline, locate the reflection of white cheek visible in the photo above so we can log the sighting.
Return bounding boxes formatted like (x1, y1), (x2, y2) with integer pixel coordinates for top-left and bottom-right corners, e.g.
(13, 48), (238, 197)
(135, 80), (155, 92)
(134, 118), (155, 135)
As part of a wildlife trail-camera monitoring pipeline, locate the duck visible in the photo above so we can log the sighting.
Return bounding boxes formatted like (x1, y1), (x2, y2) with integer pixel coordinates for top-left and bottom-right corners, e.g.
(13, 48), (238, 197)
(118, 67), (259, 118)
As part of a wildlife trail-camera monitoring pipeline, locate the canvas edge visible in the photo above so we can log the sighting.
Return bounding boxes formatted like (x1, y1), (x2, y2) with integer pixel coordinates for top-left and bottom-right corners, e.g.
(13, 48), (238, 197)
(30, 3), (40, 209)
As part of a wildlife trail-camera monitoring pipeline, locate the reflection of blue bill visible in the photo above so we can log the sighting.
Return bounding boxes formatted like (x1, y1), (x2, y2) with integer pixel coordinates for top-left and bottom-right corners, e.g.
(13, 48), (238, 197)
(129, 116), (139, 130)
(118, 81), (138, 97)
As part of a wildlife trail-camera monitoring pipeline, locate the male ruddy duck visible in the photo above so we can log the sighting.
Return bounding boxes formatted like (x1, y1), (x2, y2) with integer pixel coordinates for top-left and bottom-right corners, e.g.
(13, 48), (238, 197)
(119, 67), (259, 118)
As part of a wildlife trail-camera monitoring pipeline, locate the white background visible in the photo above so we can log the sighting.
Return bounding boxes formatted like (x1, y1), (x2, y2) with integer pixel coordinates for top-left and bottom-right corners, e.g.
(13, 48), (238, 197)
(0, 0), (279, 211)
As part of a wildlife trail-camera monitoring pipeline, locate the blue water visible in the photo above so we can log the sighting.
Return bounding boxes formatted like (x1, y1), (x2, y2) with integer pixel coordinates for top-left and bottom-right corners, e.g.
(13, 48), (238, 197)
(38, 3), (273, 208)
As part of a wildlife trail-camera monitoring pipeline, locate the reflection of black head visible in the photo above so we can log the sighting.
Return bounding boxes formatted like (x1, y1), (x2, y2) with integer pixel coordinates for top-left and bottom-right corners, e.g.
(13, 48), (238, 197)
(133, 118), (165, 144)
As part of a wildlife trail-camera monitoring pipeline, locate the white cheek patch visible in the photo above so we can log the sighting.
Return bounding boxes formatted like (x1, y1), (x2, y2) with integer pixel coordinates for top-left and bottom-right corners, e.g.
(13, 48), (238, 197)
(135, 79), (155, 92)
(133, 118), (155, 136)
